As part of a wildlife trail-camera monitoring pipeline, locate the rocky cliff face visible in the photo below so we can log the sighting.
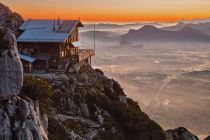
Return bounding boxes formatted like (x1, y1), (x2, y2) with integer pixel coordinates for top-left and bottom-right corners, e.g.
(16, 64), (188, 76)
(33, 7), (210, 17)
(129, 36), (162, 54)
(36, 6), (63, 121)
(0, 27), (23, 100)
(31, 64), (166, 140)
(0, 18), (48, 140)
(0, 2), (23, 100)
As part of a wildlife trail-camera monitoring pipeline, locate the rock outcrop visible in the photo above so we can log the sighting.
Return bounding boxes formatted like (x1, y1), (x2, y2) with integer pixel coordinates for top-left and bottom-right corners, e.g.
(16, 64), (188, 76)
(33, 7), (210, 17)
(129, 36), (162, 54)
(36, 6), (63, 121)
(0, 27), (48, 140)
(0, 27), (23, 100)
(0, 5), (47, 139)
(0, 3), (23, 36)
(166, 127), (199, 140)
(0, 96), (48, 140)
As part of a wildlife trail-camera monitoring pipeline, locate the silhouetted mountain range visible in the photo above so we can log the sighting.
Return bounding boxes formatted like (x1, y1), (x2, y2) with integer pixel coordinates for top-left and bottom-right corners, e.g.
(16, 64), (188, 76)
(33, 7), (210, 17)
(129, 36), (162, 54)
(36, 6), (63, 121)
(83, 22), (161, 30)
(120, 25), (210, 44)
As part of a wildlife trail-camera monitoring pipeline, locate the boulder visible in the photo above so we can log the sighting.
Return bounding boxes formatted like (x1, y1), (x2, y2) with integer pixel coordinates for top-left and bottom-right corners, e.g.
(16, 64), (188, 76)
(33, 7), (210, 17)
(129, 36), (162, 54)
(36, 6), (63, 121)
(166, 127), (199, 140)
(0, 27), (23, 100)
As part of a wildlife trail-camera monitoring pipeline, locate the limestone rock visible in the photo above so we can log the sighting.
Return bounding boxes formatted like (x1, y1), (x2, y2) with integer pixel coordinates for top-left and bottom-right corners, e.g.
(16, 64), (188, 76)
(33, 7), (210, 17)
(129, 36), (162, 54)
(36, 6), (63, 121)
(97, 114), (104, 125)
(0, 97), (48, 140)
(0, 27), (23, 100)
(118, 95), (127, 104)
(0, 108), (12, 140)
(80, 103), (90, 118)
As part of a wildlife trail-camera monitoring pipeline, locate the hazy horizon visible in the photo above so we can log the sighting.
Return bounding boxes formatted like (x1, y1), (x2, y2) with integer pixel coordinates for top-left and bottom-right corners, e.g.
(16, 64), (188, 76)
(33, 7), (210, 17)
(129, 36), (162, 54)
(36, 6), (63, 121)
(2, 0), (210, 22)
(78, 21), (210, 139)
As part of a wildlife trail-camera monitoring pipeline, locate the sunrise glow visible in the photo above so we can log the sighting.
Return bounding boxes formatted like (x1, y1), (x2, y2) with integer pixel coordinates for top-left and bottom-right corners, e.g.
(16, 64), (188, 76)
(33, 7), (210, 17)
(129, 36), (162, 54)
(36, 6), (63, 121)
(2, 0), (210, 22)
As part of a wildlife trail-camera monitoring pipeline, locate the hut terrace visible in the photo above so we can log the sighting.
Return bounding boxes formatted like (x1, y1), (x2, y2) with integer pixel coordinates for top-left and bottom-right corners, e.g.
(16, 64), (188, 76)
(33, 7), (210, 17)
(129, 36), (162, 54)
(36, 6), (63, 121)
(17, 19), (94, 73)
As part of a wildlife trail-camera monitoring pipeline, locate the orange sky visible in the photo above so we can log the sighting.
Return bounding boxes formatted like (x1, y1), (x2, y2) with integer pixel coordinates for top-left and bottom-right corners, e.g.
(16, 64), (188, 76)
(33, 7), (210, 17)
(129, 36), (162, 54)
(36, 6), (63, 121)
(2, 0), (210, 22)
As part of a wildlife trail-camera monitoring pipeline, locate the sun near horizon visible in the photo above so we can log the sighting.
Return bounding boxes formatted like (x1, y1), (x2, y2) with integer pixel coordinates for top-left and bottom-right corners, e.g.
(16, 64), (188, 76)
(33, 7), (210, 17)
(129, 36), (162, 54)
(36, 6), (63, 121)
(2, 0), (210, 22)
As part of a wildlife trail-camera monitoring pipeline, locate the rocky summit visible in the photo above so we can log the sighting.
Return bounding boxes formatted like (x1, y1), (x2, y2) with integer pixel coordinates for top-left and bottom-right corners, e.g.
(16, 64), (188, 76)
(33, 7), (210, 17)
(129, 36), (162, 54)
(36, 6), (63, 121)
(31, 64), (166, 140)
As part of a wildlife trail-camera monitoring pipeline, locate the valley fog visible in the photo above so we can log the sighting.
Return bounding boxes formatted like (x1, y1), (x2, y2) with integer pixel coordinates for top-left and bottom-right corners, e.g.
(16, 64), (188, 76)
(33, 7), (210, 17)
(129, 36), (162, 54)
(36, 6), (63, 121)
(79, 24), (210, 138)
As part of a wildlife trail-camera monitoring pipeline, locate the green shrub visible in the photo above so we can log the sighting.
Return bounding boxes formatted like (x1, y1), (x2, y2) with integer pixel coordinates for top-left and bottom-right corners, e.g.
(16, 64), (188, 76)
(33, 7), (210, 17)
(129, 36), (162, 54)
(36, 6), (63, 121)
(20, 76), (52, 114)
(61, 119), (87, 135)
(79, 64), (92, 74)
(48, 118), (69, 140)
(95, 68), (104, 75)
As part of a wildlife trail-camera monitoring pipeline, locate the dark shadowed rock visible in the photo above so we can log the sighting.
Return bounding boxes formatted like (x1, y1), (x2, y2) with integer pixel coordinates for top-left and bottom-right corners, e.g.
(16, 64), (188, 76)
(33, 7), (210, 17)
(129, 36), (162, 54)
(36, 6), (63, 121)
(166, 127), (199, 140)
(205, 136), (210, 140)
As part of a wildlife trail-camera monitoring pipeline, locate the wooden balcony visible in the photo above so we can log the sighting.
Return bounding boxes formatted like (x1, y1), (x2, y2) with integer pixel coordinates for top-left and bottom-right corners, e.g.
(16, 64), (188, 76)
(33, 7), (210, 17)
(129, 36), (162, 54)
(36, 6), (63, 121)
(69, 47), (79, 55)
(76, 49), (95, 62)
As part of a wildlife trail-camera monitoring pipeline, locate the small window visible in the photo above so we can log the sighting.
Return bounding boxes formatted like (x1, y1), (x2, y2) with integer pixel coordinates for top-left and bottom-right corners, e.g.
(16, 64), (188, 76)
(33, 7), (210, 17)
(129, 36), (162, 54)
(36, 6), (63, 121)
(61, 51), (65, 58)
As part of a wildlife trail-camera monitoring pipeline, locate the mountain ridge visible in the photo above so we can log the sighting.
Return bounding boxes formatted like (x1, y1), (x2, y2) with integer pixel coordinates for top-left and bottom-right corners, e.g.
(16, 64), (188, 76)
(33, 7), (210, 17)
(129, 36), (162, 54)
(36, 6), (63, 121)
(120, 25), (210, 44)
(161, 21), (210, 35)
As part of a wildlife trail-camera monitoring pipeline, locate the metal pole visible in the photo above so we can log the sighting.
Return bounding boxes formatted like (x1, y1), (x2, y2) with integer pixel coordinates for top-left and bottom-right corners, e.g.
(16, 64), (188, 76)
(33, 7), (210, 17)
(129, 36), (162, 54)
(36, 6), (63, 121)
(94, 24), (96, 51)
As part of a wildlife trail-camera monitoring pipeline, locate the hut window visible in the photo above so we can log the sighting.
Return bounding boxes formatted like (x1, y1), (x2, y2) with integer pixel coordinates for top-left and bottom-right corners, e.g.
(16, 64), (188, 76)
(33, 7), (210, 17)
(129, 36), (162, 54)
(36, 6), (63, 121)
(61, 51), (65, 58)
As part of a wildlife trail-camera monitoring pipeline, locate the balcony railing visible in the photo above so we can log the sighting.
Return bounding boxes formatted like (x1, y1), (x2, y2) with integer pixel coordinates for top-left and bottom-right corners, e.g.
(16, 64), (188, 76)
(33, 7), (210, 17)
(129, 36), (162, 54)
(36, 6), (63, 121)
(77, 49), (95, 62)
(69, 47), (79, 55)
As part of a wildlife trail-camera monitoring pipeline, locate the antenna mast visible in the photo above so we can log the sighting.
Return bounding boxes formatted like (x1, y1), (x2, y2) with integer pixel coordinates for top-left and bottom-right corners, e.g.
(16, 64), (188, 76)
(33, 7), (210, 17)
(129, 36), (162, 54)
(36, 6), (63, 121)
(53, 19), (56, 31)
(94, 24), (96, 51)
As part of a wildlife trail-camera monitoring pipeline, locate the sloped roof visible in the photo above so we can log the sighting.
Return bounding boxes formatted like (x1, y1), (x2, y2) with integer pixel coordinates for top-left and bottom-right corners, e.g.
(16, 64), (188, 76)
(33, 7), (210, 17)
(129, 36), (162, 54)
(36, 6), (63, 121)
(19, 20), (55, 30)
(17, 28), (69, 42)
(17, 19), (84, 43)
(19, 53), (36, 63)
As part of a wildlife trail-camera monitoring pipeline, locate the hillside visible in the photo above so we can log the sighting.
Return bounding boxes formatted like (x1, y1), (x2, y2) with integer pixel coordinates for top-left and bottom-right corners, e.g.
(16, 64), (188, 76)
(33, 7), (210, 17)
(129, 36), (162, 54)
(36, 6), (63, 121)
(30, 64), (166, 140)
(120, 25), (210, 44)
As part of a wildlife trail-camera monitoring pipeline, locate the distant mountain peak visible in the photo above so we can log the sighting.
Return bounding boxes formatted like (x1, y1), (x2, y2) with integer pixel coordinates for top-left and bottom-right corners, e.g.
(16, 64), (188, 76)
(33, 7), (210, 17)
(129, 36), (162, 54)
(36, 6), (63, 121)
(177, 21), (187, 26)
(121, 23), (210, 43)
(140, 25), (159, 31)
